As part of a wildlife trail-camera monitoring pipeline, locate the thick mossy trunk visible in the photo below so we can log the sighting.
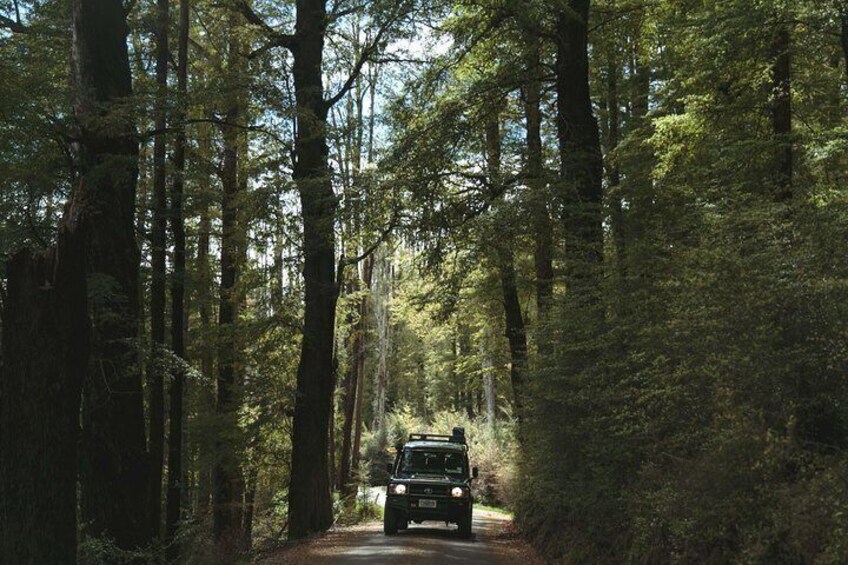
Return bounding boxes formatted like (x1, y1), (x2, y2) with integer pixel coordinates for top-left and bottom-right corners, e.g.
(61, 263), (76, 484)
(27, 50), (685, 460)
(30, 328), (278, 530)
(555, 0), (604, 301)
(288, 0), (339, 539)
(74, 0), (151, 551)
(1, 217), (88, 564)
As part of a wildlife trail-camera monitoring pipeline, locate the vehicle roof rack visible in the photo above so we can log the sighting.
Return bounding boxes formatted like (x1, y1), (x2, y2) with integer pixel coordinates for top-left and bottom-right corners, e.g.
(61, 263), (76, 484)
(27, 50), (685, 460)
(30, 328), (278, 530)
(408, 427), (467, 445)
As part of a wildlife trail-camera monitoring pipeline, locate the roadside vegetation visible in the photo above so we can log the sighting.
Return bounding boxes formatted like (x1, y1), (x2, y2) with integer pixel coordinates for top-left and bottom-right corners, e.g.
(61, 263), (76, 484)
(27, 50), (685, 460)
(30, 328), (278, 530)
(2, 1), (848, 564)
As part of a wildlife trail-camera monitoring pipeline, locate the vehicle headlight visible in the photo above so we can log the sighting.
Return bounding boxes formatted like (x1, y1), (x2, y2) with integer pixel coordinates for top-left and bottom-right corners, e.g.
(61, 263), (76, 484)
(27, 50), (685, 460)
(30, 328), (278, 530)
(451, 486), (465, 498)
(389, 483), (407, 495)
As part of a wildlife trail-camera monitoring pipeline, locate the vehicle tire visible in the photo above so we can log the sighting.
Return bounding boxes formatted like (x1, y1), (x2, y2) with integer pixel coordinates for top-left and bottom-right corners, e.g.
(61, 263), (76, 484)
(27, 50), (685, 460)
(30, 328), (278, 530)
(398, 519), (409, 531)
(383, 506), (398, 535)
(457, 510), (472, 539)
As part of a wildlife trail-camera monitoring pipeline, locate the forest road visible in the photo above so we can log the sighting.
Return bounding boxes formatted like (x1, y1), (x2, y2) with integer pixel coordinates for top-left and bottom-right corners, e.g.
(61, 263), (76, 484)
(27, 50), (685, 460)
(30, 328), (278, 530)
(263, 506), (544, 564)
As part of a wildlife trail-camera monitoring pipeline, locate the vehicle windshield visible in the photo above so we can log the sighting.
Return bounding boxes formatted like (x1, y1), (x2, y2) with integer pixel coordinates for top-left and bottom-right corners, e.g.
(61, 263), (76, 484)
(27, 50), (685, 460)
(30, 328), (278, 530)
(398, 448), (467, 478)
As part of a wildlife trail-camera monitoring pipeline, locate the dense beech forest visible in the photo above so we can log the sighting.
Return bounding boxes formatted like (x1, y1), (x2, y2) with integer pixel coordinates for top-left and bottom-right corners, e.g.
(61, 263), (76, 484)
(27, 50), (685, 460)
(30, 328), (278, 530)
(2, 0), (848, 563)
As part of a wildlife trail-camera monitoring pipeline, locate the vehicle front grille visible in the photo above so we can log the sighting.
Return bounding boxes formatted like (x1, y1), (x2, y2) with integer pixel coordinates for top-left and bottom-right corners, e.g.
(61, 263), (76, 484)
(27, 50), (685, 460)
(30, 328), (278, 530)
(409, 484), (449, 497)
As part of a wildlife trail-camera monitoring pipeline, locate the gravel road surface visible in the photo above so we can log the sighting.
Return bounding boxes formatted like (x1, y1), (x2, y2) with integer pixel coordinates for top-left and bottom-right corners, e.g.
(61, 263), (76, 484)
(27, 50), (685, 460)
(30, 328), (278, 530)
(262, 494), (544, 565)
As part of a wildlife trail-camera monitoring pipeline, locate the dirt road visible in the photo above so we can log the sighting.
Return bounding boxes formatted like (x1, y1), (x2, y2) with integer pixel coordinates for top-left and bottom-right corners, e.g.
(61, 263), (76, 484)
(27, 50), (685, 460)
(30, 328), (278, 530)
(262, 507), (544, 564)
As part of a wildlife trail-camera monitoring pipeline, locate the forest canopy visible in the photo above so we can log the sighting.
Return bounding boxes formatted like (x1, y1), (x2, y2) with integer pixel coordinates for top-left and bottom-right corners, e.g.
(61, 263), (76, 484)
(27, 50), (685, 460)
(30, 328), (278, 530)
(1, 0), (848, 563)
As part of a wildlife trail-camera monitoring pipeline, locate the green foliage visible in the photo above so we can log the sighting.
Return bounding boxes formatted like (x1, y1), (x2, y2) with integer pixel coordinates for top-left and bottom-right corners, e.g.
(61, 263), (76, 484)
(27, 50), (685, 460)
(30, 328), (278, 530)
(4, 0), (848, 561)
(513, 2), (848, 562)
(335, 494), (384, 526)
(365, 406), (517, 506)
(78, 536), (151, 565)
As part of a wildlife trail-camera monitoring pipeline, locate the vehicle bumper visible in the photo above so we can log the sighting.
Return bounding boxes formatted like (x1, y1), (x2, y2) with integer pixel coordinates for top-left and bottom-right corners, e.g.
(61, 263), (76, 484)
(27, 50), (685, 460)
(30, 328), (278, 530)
(386, 493), (472, 523)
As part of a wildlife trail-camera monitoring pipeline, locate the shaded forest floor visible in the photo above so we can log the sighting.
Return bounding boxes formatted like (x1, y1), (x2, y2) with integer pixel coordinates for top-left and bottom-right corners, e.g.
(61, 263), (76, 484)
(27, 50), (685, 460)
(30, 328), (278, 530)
(260, 508), (544, 564)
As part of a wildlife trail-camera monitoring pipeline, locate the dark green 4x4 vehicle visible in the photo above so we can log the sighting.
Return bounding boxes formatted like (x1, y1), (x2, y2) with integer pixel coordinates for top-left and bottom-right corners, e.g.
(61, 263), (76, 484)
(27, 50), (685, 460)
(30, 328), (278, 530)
(383, 427), (478, 538)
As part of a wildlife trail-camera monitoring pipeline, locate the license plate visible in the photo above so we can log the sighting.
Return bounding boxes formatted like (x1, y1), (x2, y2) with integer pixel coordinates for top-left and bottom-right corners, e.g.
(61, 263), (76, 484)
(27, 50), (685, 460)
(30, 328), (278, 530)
(418, 499), (437, 509)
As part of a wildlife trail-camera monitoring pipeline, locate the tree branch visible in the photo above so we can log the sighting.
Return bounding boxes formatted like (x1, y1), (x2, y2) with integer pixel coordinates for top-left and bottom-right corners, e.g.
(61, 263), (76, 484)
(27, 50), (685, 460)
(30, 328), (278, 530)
(124, 0), (140, 16)
(141, 117), (291, 146)
(0, 14), (28, 33)
(329, 2), (367, 24)
(324, 8), (407, 110)
(336, 214), (398, 286)
(248, 34), (296, 59)
(0, 13), (65, 36)
(229, 0), (296, 55)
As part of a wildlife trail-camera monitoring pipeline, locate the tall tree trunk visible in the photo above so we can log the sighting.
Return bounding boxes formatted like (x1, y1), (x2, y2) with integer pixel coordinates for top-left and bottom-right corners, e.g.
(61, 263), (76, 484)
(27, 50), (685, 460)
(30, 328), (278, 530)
(213, 25), (248, 551)
(604, 60), (626, 283)
(771, 22), (792, 201)
(198, 158), (214, 386)
(149, 0), (170, 540)
(523, 31), (554, 353)
(497, 229), (527, 424)
(458, 322), (475, 420)
(165, 0), (190, 556)
(76, 0), (152, 551)
(1, 213), (88, 564)
(243, 464), (259, 549)
(486, 114), (528, 424)
(626, 21), (652, 254)
(555, 0), (604, 302)
(196, 171), (214, 519)
(329, 378), (337, 492)
(287, 0), (340, 539)
(350, 256), (373, 486)
(451, 335), (461, 412)
(343, 68), (377, 495)
(480, 333), (497, 429)
(842, 13), (848, 82)
(372, 251), (391, 432)
(339, 277), (363, 497)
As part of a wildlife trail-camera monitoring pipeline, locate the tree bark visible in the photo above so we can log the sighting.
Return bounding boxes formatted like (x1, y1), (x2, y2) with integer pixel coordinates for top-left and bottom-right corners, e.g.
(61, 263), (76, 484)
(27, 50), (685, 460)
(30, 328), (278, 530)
(523, 31), (554, 353)
(243, 464), (259, 549)
(771, 22), (792, 201)
(479, 330), (497, 429)
(1, 212), (88, 564)
(482, 348), (496, 430)
(196, 175), (214, 519)
(213, 22), (248, 551)
(198, 184), (214, 383)
(372, 250), (391, 432)
(842, 13), (848, 82)
(165, 0), (190, 557)
(75, 0), (152, 551)
(338, 277), (363, 497)
(350, 256), (373, 486)
(486, 113), (528, 425)
(626, 22), (652, 253)
(458, 322), (475, 420)
(329, 377), (337, 492)
(287, 0), (340, 539)
(605, 60), (626, 282)
(149, 0), (170, 539)
(555, 0), (605, 302)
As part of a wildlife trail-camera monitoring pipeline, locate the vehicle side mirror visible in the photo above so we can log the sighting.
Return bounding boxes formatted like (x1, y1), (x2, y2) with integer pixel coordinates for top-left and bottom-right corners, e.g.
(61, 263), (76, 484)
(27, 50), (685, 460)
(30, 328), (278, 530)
(472, 466), (479, 479)
(386, 462), (393, 474)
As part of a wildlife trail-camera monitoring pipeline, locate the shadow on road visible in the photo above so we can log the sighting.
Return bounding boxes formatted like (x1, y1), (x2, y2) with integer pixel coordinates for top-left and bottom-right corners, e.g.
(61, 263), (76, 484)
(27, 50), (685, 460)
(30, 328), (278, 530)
(266, 509), (527, 564)
(298, 512), (501, 563)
